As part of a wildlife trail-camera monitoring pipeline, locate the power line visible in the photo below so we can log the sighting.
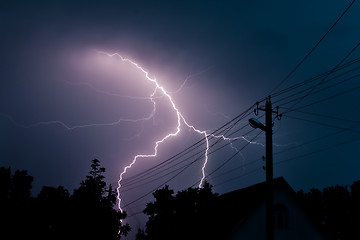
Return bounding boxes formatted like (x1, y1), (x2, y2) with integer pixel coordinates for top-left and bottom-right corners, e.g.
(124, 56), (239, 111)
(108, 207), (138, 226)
(275, 73), (360, 108)
(274, 137), (360, 166)
(210, 121), (360, 190)
(112, 108), (260, 193)
(119, 106), (255, 186)
(285, 40), (360, 111)
(121, 84), (360, 211)
(190, 131), (263, 188)
(283, 115), (360, 134)
(286, 109), (360, 124)
(121, 126), (258, 193)
(121, 112), (261, 208)
(213, 136), (360, 189)
(273, 65), (360, 105)
(188, 63), (360, 191)
(283, 84), (360, 114)
(274, 122), (360, 156)
(116, 111), (255, 187)
(121, 70), (360, 209)
(125, 115), (360, 217)
(122, 122), (263, 208)
(270, 0), (357, 94)
(271, 57), (360, 99)
(119, 110), (264, 190)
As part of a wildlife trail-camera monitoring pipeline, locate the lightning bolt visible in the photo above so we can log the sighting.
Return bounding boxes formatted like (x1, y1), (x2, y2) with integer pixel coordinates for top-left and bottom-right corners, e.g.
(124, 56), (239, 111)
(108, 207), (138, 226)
(0, 108), (156, 130)
(95, 51), (212, 213)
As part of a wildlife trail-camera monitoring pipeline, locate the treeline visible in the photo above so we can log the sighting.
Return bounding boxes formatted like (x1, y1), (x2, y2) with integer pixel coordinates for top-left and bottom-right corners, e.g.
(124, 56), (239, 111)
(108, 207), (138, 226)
(0, 159), (130, 240)
(297, 180), (360, 240)
(2, 158), (360, 240)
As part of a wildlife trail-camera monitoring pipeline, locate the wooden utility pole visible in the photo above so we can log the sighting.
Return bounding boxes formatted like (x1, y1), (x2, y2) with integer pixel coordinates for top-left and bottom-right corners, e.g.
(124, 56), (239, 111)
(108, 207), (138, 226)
(250, 96), (281, 240)
(265, 98), (274, 240)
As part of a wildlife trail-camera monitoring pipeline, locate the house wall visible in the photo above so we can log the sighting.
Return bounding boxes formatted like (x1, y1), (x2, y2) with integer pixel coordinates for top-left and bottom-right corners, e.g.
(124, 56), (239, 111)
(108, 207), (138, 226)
(228, 187), (326, 240)
(227, 199), (266, 240)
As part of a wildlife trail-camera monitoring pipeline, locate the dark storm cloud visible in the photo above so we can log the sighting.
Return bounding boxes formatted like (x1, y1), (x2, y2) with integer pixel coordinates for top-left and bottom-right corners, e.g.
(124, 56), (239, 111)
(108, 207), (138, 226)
(1, 1), (360, 238)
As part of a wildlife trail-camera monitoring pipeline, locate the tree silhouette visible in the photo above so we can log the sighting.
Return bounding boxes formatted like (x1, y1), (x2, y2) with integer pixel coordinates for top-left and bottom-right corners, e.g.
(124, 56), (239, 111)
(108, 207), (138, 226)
(36, 185), (70, 239)
(0, 167), (11, 202)
(0, 167), (34, 239)
(350, 180), (360, 239)
(143, 185), (175, 240)
(297, 184), (360, 240)
(323, 185), (350, 239)
(70, 159), (130, 239)
(138, 181), (218, 240)
(11, 169), (33, 202)
(0, 159), (131, 240)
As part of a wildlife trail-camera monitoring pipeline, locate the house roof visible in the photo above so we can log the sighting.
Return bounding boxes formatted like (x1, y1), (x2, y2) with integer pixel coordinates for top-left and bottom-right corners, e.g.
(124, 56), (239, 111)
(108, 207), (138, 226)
(200, 177), (296, 239)
(201, 177), (331, 240)
(212, 177), (294, 215)
(214, 176), (294, 205)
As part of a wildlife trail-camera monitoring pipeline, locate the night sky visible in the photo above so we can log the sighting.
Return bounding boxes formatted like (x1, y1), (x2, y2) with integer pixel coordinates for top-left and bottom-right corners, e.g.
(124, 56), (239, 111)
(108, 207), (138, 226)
(1, 0), (360, 236)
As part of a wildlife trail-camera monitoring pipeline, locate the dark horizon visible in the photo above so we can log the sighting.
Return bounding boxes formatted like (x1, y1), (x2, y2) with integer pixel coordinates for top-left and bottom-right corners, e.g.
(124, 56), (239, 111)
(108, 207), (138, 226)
(2, 162), (360, 240)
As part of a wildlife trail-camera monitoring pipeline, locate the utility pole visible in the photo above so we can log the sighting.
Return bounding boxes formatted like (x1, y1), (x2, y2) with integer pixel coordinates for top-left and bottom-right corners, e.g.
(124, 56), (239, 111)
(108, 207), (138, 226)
(249, 96), (281, 240)
(265, 98), (274, 240)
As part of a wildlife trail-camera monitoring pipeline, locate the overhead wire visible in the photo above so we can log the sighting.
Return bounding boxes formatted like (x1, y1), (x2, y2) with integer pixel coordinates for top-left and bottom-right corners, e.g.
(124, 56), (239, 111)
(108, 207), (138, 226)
(210, 119), (360, 190)
(271, 56), (360, 98)
(120, 120), (256, 189)
(118, 105), (256, 186)
(285, 40), (360, 110)
(283, 115), (360, 134)
(190, 130), (263, 188)
(121, 78), (360, 205)
(122, 114), (268, 207)
(125, 127), (265, 216)
(274, 137), (360, 166)
(194, 114), (284, 189)
(126, 122), (360, 217)
(120, 120), (259, 193)
(285, 109), (360, 124)
(120, 111), (265, 192)
(121, 70), (360, 203)
(109, 106), (255, 187)
(283, 84), (360, 114)
(272, 64), (360, 105)
(269, 0), (357, 94)
(121, 62), (360, 210)
(275, 72), (360, 107)
(121, 110), (262, 208)
(212, 131), (359, 192)
(274, 122), (360, 156)
(117, 112), (256, 190)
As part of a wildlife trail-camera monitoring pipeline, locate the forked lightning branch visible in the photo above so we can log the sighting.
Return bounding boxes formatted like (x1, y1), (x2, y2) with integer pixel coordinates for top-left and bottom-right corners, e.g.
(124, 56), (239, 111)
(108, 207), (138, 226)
(96, 51), (211, 213)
